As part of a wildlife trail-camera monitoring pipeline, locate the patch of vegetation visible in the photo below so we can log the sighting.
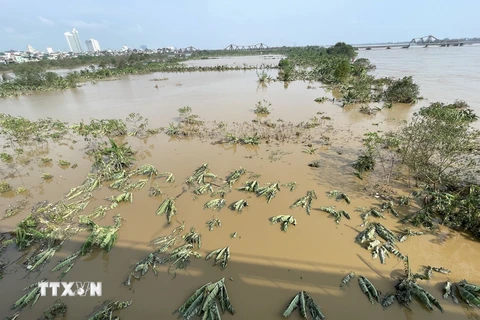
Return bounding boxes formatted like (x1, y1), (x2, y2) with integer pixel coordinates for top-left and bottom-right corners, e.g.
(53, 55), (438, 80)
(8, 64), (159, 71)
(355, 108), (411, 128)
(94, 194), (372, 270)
(254, 99), (272, 115)
(384, 76), (420, 104)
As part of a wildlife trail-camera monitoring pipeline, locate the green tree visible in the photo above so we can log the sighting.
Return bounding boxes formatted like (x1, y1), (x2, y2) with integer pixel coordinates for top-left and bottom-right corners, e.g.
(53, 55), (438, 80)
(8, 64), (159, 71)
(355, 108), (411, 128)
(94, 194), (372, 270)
(384, 76), (420, 103)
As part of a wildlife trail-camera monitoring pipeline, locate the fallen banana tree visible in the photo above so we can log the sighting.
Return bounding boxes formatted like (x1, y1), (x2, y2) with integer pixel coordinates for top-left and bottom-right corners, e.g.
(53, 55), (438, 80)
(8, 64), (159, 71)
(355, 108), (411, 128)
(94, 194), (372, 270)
(395, 257), (443, 312)
(174, 278), (235, 320)
(206, 217), (222, 231)
(159, 243), (202, 275)
(358, 275), (380, 304)
(318, 206), (349, 224)
(186, 163), (217, 186)
(211, 183), (231, 198)
(225, 167), (246, 186)
(194, 183), (213, 195)
(237, 180), (259, 193)
(270, 215), (297, 232)
(229, 199), (248, 213)
(205, 246), (230, 269)
(291, 190), (317, 214)
(125, 252), (161, 286)
(157, 171), (175, 183)
(257, 182), (280, 203)
(151, 221), (185, 252)
(79, 214), (123, 256)
(52, 250), (80, 280)
(340, 272), (355, 288)
(87, 300), (132, 320)
(42, 299), (67, 319)
(25, 241), (63, 271)
(204, 199), (226, 211)
(283, 291), (326, 320)
(182, 227), (202, 249)
(444, 279), (480, 307)
(11, 279), (46, 310)
(327, 190), (351, 204)
(156, 197), (178, 224)
(282, 181), (297, 191)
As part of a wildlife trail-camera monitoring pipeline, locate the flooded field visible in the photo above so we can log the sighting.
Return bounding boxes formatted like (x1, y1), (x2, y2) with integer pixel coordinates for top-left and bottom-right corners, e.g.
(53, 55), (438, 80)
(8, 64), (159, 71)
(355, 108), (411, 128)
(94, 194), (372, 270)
(1, 47), (480, 320)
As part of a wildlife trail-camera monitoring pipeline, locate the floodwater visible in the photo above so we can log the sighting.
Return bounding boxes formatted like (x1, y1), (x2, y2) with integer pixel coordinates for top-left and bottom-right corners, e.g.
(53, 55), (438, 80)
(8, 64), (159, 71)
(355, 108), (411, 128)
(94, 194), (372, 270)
(1, 47), (480, 320)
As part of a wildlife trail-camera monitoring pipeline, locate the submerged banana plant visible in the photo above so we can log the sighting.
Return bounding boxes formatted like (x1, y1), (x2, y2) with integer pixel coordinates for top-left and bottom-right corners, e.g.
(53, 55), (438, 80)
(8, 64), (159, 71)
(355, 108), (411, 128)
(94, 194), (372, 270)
(52, 250), (80, 280)
(205, 246), (230, 269)
(318, 206), (342, 224)
(290, 190), (317, 214)
(66, 173), (102, 200)
(150, 221), (185, 252)
(380, 201), (399, 217)
(156, 198), (177, 224)
(257, 182), (280, 203)
(79, 214), (122, 256)
(42, 300), (67, 319)
(157, 171), (175, 183)
(283, 291), (326, 320)
(206, 217), (221, 231)
(159, 243), (202, 275)
(395, 257), (443, 312)
(106, 192), (132, 205)
(109, 176), (130, 190)
(26, 242), (63, 271)
(225, 167), (246, 186)
(452, 280), (480, 308)
(270, 215), (297, 232)
(211, 184), (231, 198)
(340, 272), (355, 288)
(186, 163), (216, 186)
(125, 252), (161, 286)
(174, 278), (235, 320)
(327, 190), (351, 204)
(12, 279), (46, 310)
(80, 205), (110, 220)
(3, 199), (28, 219)
(237, 180), (259, 193)
(358, 276), (380, 304)
(204, 199), (226, 211)
(183, 227), (202, 249)
(229, 199), (248, 213)
(194, 183), (213, 195)
(148, 184), (162, 197)
(282, 181), (297, 191)
(381, 294), (396, 309)
(398, 228), (424, 242)
(133, 164), (158, 178)
(87, 300), (132, 320)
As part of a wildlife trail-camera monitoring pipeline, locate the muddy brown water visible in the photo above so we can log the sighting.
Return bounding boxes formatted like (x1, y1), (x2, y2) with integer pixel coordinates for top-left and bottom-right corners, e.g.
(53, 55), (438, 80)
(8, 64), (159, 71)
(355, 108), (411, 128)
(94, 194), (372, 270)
(1, 49), (480, 319)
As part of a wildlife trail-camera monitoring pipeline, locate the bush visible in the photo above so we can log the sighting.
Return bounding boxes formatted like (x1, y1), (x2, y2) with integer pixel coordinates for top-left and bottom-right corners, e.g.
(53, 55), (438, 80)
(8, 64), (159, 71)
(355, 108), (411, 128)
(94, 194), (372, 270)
(384, 76), (420, 103)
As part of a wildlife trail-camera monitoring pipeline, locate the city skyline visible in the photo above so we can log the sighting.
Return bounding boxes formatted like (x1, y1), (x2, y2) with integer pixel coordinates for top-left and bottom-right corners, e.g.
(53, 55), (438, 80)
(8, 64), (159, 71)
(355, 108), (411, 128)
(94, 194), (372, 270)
(1, 0), (479, 52)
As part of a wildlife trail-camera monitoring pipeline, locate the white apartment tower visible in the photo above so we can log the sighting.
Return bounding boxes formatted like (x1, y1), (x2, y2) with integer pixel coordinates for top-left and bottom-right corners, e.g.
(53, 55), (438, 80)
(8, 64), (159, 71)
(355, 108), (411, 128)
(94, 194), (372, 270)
(64, 28), (83, 53)
(85, 39), (101, 52)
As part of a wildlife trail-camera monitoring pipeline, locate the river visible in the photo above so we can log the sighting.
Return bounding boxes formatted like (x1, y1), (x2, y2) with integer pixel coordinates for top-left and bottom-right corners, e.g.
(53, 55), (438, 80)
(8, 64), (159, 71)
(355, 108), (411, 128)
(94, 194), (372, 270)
(0, 47), (479, 320)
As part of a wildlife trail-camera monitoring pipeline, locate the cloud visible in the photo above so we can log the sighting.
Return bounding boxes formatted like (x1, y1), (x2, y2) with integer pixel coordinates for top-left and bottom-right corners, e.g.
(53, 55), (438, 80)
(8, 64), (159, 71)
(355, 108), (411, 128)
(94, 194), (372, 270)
(61, 19), (105, 29)
(37, 16), (55, 26)
(1, 27), (15, 34)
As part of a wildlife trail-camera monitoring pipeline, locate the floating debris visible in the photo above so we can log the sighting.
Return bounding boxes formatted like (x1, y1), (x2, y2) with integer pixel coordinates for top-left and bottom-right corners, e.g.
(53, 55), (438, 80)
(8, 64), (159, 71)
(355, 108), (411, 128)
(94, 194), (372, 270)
(432, 266), (451, 274)
(283, 291), (326, 319)
(148, 185), (162, 197)
(398, 228), (424, 242)
(290, 190), (317, 214)
(174, 278), (235, 319)
(381, 293), (396, 309)
(204, 198), (226, 211)
(42, 299), (67, 319)
(229, 199), (248, 213)
(151, 222), (185, 252)
(282, 181), (298, 191)
(133, 164), (158, 178)
(156, 198), (177, 223)
(308, 161), (321, 168)
(106, 192), (132, 205)
(205, 246), (230, 269)
(87, 300), (132, 320)
(257, 182), (280, 203)
(340, 272), (355, 288)
(270, 215), (297, 232)
(206, 217), (222, 231)
(3, 199), (29, 219)
(339, 210), (351, 220)
(159, 243), (201, 274)
(211, 184), (231, 198)
(380, 201), (399, 217)
(230, 232), (237, 238)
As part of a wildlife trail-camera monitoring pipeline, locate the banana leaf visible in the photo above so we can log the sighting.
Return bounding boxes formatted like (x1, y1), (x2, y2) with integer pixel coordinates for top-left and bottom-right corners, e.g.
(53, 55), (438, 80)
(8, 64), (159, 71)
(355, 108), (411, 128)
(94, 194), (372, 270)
(228, 199), (248, 213)
(206, 246), (230, 269)
(290, 190), (317, 215)
(257, 183), (280, 203)
(156, 198), (177, 224)
(204, 199), (226, 211)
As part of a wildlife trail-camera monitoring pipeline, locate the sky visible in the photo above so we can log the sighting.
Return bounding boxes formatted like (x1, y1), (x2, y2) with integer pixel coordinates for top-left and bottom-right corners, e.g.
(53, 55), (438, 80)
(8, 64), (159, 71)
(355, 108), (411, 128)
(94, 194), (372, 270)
(0, 0), (478, 52)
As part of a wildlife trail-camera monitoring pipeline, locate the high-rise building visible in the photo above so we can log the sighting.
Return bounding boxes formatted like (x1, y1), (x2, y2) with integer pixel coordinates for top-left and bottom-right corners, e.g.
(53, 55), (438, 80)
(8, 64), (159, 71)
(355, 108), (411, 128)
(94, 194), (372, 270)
(64, 28), (83, 53)
(46, 47), (54, 54)
(27, 45), (35, 53)
(85, 39), (101, 52)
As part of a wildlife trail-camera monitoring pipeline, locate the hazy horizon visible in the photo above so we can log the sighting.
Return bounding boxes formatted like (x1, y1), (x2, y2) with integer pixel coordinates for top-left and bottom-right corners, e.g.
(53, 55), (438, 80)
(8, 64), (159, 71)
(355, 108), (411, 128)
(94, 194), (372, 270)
(0, 0), (479, 52)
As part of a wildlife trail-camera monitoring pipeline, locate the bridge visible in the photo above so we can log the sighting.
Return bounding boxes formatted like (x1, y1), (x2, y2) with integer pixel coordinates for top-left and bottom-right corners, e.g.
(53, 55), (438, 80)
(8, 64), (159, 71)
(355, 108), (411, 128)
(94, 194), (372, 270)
(355, 35), (480, 50)
(224, 43), (270, 50)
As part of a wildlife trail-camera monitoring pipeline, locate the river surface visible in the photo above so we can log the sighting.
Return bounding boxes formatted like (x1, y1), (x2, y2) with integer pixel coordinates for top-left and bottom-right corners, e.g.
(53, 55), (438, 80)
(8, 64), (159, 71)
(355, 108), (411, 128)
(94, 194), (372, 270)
(0, 47), (480, 320)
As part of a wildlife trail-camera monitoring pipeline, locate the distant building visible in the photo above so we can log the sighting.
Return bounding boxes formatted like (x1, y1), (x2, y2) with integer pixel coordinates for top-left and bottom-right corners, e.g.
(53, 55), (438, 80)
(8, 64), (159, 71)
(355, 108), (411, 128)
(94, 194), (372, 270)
(46, 47), (54, 54)
(140, 45), (148, 50)
(121, 45), (129, 52)
(85, 39), (101, 52)
(64, 28), (83, 53)
(27, 45), (35, 53)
